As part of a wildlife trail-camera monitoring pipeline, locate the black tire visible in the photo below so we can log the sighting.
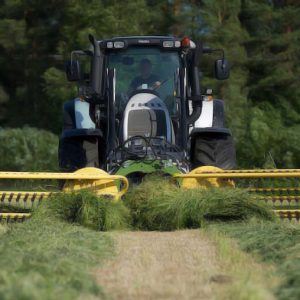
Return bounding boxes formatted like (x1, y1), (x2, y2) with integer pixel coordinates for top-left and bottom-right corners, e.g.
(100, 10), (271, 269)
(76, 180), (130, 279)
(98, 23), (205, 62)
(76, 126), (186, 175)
(58, 137), (100, 190)
(191, 133), (236, 170)
(59, 137), (100, 172)
(59, 100), (102, 173)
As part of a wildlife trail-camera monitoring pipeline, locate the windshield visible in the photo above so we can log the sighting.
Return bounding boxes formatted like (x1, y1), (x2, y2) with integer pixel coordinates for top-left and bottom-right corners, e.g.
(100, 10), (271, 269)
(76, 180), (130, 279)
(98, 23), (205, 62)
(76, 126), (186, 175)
(107, 47), (180, 115)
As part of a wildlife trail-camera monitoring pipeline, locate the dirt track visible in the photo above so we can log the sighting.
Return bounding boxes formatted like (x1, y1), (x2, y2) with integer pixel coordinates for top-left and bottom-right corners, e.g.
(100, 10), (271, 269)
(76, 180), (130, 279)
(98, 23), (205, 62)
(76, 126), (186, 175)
(95, 230), (228, 300)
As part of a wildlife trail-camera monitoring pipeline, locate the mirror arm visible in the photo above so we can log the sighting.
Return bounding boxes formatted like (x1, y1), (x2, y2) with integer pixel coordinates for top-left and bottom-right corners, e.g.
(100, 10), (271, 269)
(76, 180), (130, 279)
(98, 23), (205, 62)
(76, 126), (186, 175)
(187, 43), (203, 125)
(89, 34), (103, 100)
(203, 48), (225, 60)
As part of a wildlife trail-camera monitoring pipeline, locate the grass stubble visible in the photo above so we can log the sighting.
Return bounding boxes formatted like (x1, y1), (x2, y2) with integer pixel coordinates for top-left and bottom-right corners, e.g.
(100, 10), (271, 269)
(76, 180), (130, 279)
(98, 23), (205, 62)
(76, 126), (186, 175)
(212, 219), (300, 300)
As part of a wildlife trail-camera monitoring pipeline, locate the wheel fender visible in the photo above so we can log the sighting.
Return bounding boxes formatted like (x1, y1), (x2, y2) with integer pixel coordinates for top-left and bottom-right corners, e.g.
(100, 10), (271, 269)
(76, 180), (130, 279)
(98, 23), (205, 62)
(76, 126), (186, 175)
(192, 99), (225, 130)
(62, 98), (95, 130)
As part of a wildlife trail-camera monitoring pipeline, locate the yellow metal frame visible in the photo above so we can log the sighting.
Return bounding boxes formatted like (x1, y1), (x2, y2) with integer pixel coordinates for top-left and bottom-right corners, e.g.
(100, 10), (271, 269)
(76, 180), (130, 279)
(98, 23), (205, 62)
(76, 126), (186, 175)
(0, 191), (53, 208)
(0, 167), (128, 201)
(275, 209), (300, 220)
(175, 167), (300, 179)
(172, 166), (300, 220)
(0, 168), (129, 221)
(174, 166), (300, 189)
(1, 166), (300, 221)
(175, 166), (235, 189)
(0, 213), (31, 220)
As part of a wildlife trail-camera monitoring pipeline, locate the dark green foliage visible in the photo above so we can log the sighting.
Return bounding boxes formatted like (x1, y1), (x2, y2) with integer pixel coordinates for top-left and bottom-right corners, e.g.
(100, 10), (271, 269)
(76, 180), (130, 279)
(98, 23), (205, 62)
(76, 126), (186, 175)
(0, 0), (168, 133)
(41, 191), (131, 231)
(175, 0), (300, 168)
(1, 1), (300, 167)
(218, 220), (300, 300)
(0, 127), (58, 171)
(0, 214), (112, 300)
(124, 175), (274, 230)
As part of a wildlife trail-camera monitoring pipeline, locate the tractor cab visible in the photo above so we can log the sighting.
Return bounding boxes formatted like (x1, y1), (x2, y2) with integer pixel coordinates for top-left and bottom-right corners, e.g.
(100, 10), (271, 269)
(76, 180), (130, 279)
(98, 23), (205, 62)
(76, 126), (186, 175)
(60, 35), (235, 178)
(106, 43), (179, 147)
(108, 45), (180, 115)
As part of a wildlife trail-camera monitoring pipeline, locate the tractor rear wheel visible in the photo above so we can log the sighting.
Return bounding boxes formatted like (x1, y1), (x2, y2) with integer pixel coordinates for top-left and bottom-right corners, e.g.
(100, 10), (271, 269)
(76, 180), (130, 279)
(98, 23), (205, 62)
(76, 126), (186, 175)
(191, 133), (236, 170)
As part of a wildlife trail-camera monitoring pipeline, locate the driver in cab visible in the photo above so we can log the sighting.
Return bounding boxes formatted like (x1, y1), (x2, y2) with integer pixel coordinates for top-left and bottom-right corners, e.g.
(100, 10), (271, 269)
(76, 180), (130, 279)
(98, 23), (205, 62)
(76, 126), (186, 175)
(129, 58), (161, 91)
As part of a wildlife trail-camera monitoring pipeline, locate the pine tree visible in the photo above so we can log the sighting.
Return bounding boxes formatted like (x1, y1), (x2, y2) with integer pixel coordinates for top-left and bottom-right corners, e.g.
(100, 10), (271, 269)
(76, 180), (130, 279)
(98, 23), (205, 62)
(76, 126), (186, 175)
(183, 0), (251, 167)
(240, 0), (300, 167)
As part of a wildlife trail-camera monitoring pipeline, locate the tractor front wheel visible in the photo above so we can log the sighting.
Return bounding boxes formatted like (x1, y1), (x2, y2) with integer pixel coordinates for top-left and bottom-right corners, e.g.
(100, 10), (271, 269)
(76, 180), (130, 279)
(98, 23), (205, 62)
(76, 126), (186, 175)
(191, 133), (236, 170)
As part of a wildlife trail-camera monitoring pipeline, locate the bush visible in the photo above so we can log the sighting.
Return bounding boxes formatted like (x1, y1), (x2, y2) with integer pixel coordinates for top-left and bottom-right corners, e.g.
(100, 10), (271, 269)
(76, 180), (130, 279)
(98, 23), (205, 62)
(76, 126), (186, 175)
(0, 127), (58, 171)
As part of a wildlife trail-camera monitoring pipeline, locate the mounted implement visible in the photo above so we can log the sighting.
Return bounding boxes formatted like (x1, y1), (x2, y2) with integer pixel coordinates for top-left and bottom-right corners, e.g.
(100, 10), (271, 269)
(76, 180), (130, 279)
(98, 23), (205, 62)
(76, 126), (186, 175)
(0, 167), (128, 220)
(1, 35), (299, 220)
(175, 166), (300, 220)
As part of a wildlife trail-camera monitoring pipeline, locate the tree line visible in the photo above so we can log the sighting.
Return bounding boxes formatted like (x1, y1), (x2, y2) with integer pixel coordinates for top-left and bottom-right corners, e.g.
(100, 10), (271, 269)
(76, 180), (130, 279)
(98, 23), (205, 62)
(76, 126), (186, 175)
(0, 0), (299, 168)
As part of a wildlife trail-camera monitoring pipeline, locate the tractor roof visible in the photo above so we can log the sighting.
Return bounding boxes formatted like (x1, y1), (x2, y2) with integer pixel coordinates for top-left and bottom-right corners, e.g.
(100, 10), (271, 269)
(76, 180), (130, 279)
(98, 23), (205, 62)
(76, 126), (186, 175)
(99, 36), (194, 50)
(102, 35), (178, 42)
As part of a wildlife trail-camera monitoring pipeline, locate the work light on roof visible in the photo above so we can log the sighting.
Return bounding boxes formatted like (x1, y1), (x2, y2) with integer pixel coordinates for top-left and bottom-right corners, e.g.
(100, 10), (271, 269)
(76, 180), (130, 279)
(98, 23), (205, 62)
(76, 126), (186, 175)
(163, 41), (174, 48)
(174, 41), (181, 48)
(114, 41), (125, 48)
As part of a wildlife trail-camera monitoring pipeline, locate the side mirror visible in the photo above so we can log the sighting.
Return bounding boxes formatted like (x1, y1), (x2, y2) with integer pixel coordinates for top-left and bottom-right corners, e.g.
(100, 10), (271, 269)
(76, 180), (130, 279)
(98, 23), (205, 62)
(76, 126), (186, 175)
(65, 60), (81, 81)
(214, 59), (230, 80)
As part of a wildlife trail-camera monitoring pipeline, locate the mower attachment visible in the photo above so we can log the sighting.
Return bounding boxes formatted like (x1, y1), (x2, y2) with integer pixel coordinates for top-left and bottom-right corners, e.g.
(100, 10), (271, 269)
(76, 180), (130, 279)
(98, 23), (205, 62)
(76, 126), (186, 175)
(174, 166), (300, 220)
(0, 213), (31, 221)
(0, 167), (128, 220)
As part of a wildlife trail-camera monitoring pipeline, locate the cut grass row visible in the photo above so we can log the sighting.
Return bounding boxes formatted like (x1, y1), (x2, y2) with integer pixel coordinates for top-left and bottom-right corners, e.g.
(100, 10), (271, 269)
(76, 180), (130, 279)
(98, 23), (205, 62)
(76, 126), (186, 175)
(203, 228), (278, 300)
(0, 175), (298, 299)
(29, 175), (273, 232)
(124, 175), (274, 230)
(211, 220), (300, 300)
(0, 213), (112, 300)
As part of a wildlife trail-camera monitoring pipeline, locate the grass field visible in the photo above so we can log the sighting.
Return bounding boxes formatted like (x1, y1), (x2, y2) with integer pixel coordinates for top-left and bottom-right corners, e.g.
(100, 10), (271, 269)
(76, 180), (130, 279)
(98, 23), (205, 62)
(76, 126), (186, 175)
(211, 220), (300, 300)
(0, 215), (113, 299)
(0, 176), (299, 299)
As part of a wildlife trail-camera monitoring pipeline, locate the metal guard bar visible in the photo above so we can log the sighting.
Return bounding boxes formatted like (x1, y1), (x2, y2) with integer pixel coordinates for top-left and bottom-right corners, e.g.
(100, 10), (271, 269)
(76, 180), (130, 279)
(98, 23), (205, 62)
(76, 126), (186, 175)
(275, 209), (300, 220)
(0, 169), (129, 199)
(0, 191), (54, 206)
(174, 169), (300, 179)
(0, 171), (127, 181)
(0, 213), (31, 220)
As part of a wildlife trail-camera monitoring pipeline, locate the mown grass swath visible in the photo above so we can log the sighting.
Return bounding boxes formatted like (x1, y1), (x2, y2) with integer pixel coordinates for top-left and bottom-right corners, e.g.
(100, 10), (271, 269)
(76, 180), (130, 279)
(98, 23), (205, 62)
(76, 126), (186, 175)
(215, 220), (300, 300)
(124, 175), (275, 230)
(0, 175), (296, 300)
(42, 191), (131, 231)
(1, 174), (275, 230)
(0, 190), (132, 299)
(0, 214), (112, 300)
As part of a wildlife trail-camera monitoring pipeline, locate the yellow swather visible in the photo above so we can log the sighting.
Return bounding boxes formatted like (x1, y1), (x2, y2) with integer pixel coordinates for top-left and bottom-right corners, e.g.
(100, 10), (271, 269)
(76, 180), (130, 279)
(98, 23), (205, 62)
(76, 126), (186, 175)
(174, 166), (300, 188)
(174, 166), (300, 220)
(0, 167), (128, 219)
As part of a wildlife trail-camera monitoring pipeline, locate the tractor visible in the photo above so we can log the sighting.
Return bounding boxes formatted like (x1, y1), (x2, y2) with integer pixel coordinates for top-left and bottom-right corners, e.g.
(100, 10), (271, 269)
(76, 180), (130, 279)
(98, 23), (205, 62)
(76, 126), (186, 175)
(1, 35), (299, 221)
(59, 35), (236, 180)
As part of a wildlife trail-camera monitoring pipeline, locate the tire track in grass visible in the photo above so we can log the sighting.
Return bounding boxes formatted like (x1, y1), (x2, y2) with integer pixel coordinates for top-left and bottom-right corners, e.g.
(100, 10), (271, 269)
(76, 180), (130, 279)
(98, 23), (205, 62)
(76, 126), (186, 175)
(95, 230), (225, 300)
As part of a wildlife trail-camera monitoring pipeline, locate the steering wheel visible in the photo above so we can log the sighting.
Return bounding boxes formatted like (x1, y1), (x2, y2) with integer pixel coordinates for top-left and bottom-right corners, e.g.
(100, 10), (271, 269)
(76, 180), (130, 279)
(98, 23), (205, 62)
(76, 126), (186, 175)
(151, 78), (170, 90)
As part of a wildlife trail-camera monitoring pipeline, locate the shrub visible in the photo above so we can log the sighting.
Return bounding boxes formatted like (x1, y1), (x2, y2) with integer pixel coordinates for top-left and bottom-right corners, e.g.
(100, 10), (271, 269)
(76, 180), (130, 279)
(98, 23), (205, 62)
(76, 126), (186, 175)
(0, 127), (58, 171)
